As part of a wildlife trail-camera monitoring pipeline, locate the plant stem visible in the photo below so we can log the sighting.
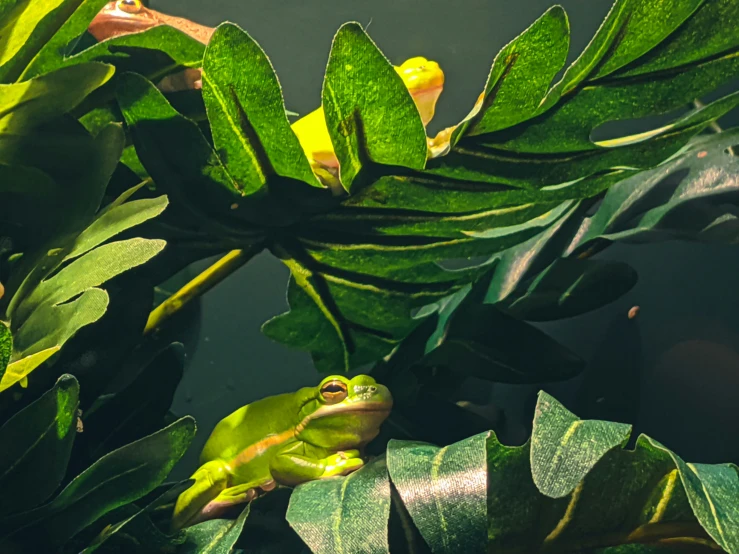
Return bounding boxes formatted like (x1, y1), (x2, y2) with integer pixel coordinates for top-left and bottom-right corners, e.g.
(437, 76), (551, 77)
(144, 246), (262, 334)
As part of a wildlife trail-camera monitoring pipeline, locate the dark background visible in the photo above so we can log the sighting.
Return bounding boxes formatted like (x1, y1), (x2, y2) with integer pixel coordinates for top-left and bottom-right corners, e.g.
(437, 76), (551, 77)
(147, 0), (739, 475)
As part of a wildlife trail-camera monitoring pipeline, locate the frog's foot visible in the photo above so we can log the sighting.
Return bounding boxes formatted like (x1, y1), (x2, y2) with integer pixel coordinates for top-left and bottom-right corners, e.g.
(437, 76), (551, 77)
(171, 460), (231, 531)
(187, 480), (275, 527)
(322, 449), (364, 478)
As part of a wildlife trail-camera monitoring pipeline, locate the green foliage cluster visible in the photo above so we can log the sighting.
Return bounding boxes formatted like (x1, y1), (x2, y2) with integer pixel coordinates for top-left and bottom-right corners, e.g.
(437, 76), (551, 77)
(0, 0), (736, 552)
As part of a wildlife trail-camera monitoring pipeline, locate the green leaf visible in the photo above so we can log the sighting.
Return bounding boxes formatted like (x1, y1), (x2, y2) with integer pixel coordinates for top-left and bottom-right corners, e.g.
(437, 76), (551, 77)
(421, 302), (584, 383)
(322, 22), (428, 192)
(502, 258), (638, 322)
(81, 479), (193, 553)
(0, 62), (114, 133)
(0, 0), (93, 82)
(567, 126), (739, 254)
(387, 433), (489, 554)
(287, 456), (391, 554)
(0, 322), (10, 379)
(180, 504), (250, 554)
(650, 446), (739, 554)
(0, 374), (79, 516)
(25, 17), (204, 80)
(202, 23), (320, 195)
(117, 72), (281, 228)
(81, 343), (184, 460)
(2, 417), (196, 549)
(0, 347), (61, 393)
(19, 0), (109, 79)
(461, 6), (570, 137)
(530, 391), (632, 498)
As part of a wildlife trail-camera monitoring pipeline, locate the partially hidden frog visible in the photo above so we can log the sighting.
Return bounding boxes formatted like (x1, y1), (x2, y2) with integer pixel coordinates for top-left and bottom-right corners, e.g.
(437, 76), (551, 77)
(171, 374), (393, 530)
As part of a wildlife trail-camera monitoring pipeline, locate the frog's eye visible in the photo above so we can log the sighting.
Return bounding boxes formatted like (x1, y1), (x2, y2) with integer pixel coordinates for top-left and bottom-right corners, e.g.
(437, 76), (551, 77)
(320, 380), (348, 404)
(116, 0), (143, 14)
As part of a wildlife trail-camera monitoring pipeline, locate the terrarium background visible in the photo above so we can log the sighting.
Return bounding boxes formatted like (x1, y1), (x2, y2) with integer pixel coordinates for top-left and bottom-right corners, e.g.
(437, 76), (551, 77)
(150, 0), (739, 476)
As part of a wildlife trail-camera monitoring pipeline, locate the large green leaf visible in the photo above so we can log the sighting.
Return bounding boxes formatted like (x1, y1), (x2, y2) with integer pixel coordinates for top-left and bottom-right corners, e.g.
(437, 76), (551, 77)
(0, 62), (113, 132)
(0, 0), (92, 82)
(322, 22), (428, 192)
(18, 0), (109, 79)
(287, 455), (391, 554)
(4, 183), (167, 387)
(0, 416), (196, 549)
(80, 343), (184, 460)
(567, 126), (739, 254)
(25, 16), (204, 81)
(387, 433), (489, 554)
(0, 374), (79, 516)
(202, 23), (320, 197)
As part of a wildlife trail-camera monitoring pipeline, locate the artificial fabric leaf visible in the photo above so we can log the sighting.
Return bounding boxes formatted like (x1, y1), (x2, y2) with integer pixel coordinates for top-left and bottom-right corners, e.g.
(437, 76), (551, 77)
(26, 21), (204, 81)
(530, 391), (631, 498)
(180, 504), (250, 554)
(81, 479), (193, 553)
(117, 71), (288, 229)
(0, 62), (113, 132)
(0, 374), (78, 516)
(501, 258), (639, 322)
(0, 416), (196, 549)
(462, 5), (570, 137)
(387, 433), (489, 554)
(0, 0), (94, 82)
(18, 0), (109, 79)
(287, 456), (391, 554)
(202, 23), (320, 195)
(0, 346), (61, 393)
(81, 342), (184, 460)
(566, 126), (739, 254)
(322, 22), (428, 192)
(0, 322), (10, 378)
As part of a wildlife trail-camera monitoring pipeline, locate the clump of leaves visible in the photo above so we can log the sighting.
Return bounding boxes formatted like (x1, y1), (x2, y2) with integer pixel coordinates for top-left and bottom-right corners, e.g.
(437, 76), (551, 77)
(0, 0), (736, 552)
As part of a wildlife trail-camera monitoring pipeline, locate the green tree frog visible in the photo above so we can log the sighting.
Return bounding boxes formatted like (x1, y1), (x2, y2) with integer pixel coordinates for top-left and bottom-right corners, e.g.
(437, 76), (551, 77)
(171, 374), (393, 530)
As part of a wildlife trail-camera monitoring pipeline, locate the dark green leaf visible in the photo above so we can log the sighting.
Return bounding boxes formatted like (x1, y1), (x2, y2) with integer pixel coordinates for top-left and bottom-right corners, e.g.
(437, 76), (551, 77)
(2, 417), (196, 549)
(502, 258), (638, 322)
(202, 23), (320, 195)
(566, 125), (739, 254)
(0, 374), (79, 516)
(531, 391), (631, 498)
(181, 504), (250, 554)
(387, 433), (489, 554)
(322, 22), (428, 192)
(287, 456), (391, 554)
(81, 343), (184, 459)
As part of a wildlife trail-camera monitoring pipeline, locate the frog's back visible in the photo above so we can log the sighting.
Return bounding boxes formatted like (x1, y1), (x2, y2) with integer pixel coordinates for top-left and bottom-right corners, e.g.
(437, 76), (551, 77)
(200, 392), (302, 480)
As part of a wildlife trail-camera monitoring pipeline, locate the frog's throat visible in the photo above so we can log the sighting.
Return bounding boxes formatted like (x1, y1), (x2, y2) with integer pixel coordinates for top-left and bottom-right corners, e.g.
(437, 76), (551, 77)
(294, 400), (393, 434)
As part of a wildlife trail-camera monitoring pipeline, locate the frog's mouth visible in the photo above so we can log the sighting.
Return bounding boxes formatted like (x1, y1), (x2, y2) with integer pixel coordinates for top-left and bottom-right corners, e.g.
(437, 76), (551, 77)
(297, 399), (392, 430)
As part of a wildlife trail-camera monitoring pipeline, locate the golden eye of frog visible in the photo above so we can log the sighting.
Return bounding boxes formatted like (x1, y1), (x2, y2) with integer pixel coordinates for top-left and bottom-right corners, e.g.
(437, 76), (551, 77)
(170, 374), (392, 530)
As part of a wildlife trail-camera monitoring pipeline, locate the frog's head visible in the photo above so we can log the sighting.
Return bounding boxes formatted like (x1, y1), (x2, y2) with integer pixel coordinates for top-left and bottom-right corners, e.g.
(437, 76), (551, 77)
(395, 56), (445, 126)
(88, 0), (158, 41)
(295, 374), (392, 450)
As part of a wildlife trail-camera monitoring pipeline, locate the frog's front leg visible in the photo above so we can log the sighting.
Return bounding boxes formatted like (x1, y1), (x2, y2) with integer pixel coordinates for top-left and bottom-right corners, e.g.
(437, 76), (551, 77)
(185, 478), (277, 527)
(171, 460), (231, 531)
(269, 443), (364, 486)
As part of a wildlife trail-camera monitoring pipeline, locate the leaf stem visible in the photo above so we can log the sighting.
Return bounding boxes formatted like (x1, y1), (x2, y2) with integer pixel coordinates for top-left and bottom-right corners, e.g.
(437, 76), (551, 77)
(144, 245), (262, 334)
